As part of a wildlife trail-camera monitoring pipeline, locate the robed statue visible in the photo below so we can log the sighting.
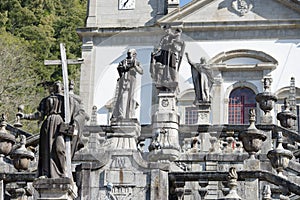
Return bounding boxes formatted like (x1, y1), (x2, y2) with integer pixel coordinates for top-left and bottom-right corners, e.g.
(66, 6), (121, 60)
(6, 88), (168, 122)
(20, 81), (88, 178)
(111, 49), (143, 122)
(150, 25), (185, 91)
(186, 53), (214, 103)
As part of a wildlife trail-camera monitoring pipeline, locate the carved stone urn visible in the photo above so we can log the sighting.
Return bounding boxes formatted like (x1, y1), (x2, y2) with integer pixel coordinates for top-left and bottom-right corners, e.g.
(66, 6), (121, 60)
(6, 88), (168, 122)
(255, 77), (277, 115)
(267, 132), (293, 178)
(277, 98), (296, 129)
(0, 114), (16, 156)
(11, 135), (34, 171)
(238, 109), (267, 159)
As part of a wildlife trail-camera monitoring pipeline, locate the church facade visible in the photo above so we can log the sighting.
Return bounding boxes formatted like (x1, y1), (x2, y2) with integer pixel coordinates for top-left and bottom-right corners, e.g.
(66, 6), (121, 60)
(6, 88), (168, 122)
(73, 0), (300, 199)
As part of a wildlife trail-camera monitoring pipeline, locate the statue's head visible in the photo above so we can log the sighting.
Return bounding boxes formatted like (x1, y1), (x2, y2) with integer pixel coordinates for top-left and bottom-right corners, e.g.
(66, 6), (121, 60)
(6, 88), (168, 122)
(200, 57), (206, 64)
(53, 81), (63, 94)
(127, 49), (137, 59)
(174, 28), (182, 35)
(162, 24), (171, 34)
(69, 80), (75, 91)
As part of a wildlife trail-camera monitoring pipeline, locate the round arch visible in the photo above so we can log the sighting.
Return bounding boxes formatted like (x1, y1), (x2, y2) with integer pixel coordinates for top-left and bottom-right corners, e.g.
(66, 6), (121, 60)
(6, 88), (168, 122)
(209, 49), (278, 64)
(223, 81), (258, 124)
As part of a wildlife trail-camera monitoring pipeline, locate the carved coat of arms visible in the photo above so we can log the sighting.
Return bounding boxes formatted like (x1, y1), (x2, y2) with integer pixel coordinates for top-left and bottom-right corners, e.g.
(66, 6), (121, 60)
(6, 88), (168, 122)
(232, 0), (253, 16)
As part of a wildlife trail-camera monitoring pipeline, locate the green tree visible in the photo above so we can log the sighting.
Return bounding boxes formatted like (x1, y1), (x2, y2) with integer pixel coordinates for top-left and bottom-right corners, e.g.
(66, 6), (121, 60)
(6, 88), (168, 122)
(0, 0), (87, 133)
(0, 31), (45, 133)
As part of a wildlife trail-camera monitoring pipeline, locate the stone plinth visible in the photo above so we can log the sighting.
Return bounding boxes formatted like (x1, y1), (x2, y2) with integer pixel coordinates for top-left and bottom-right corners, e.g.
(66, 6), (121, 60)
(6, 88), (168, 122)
(33, 178), (77, 200)
(195, 102), (211, 125)
(108, 119), (141, 150)
(149, 92), (180, 161)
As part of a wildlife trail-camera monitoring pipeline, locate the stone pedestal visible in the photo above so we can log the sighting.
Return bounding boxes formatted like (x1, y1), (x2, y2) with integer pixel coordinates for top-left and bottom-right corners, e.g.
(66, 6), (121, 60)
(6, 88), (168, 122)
(243, 159), (260, 200)
(33, 178), (77, 200)
(108, 119), (141, 150)
(195, 102), (211, 125)
(150, 169), (169, 200)
(149, 92), (180, 161)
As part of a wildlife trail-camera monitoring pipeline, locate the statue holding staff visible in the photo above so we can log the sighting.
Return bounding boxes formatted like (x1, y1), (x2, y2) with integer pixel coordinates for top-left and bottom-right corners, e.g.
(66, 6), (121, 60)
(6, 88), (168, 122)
(111, 49), (143, 121)
(20, 81), (79, 178)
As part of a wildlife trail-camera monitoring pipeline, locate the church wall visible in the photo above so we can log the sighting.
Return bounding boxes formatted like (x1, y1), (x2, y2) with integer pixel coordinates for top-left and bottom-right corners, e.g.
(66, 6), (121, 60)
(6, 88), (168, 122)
(81, 31), (300, 126)
(92, 45), (153, 125)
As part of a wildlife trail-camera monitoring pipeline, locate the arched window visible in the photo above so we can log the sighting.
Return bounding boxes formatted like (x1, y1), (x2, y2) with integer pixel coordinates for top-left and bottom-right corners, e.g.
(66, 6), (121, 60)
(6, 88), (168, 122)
(228, 88), (256, 124)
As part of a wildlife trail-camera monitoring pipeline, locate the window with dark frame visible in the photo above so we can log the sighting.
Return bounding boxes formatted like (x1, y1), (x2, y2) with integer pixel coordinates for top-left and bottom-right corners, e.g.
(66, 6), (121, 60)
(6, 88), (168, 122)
(228, 87), (256, 124)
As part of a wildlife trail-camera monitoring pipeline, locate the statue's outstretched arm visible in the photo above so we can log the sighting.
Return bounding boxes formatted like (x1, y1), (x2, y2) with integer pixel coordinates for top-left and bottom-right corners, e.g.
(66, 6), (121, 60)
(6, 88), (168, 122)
(185, 52), (194, 66)
(21, 111), (43, 121)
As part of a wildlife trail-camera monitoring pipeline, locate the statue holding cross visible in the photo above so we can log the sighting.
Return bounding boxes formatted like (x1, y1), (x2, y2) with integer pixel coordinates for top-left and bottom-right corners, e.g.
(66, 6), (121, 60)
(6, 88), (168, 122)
(20, 43), (87, 179)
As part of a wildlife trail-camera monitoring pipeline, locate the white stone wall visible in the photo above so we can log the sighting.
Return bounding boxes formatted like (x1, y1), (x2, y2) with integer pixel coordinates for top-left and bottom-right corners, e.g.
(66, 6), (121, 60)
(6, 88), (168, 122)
(81, 38), (300, 125)
(86, 0), (166, 27)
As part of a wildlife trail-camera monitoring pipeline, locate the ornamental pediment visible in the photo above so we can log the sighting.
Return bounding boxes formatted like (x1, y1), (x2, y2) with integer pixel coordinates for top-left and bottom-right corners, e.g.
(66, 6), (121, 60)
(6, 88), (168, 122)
(159, 0), (300, 23)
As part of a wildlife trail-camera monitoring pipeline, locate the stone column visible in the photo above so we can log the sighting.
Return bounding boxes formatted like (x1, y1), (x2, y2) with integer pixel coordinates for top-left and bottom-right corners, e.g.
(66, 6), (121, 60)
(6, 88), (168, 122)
(243, 157), (260, 200)
(76, 163), (92, 200)
(148, 92), (180, 161)
(33, 178), (77, 200)
(79, 37), (95, 119)
(150, 169), (169, 200)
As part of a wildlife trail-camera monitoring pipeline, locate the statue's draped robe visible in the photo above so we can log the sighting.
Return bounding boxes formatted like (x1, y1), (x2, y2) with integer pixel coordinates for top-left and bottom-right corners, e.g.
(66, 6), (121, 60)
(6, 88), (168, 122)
(38, 93), (78, 178)
(153, 33), (177, 82)
(113, 58), (142, 119)
(191, 64), (213, 102)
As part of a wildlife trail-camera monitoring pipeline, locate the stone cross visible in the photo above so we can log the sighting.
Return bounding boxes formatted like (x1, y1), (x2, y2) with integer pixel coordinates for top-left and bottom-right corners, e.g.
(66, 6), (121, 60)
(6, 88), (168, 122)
(44, 43), (83, 179)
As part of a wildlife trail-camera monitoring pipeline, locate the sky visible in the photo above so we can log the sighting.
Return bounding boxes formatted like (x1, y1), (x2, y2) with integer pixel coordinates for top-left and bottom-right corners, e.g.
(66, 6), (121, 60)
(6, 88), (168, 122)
(180, 0), (192, 7)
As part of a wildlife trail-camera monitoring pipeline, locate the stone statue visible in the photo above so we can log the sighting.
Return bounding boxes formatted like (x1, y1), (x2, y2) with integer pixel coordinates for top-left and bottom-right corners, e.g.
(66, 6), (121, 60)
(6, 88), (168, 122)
(20, 81), (82, 178)
(186, 53), (214, 103)
(150, 26), (185, 91)
(69, 80), (90, 157)
(111, 49), (143, 122)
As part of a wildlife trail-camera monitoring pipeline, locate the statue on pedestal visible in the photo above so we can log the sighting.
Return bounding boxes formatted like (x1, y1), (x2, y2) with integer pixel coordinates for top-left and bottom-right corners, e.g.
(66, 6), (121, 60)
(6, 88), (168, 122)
(111, 49), (143, 122)
(150, 26), (185, 92)
(20, 81), (83, 178)
(186, 53), (214, 103)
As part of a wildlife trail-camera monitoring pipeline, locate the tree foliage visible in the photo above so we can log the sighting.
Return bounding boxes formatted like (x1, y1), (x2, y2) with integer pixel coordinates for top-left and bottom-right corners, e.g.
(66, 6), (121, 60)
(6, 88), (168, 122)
(0, 0), (87, 133)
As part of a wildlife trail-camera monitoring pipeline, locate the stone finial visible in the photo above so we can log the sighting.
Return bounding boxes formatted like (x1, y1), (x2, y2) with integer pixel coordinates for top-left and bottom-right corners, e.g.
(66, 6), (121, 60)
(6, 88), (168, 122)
(0, 114), (16, 156)
(267, 132), (293, 178)
(228, 167), (238, 183)
(249, 108), (256, 124)
(11, 135), (34, 171)
(238, 109), (266, 159)
(277, 98), (296, 129)
(90, 105), (98, 125)
(14, 105), (24, 128)
(218, 167), (241, 200)
(262, 185), (272, 200)
(0, 114), (8, 134)
(263, 77), (272, 92)
(255, 76), (277, 116)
